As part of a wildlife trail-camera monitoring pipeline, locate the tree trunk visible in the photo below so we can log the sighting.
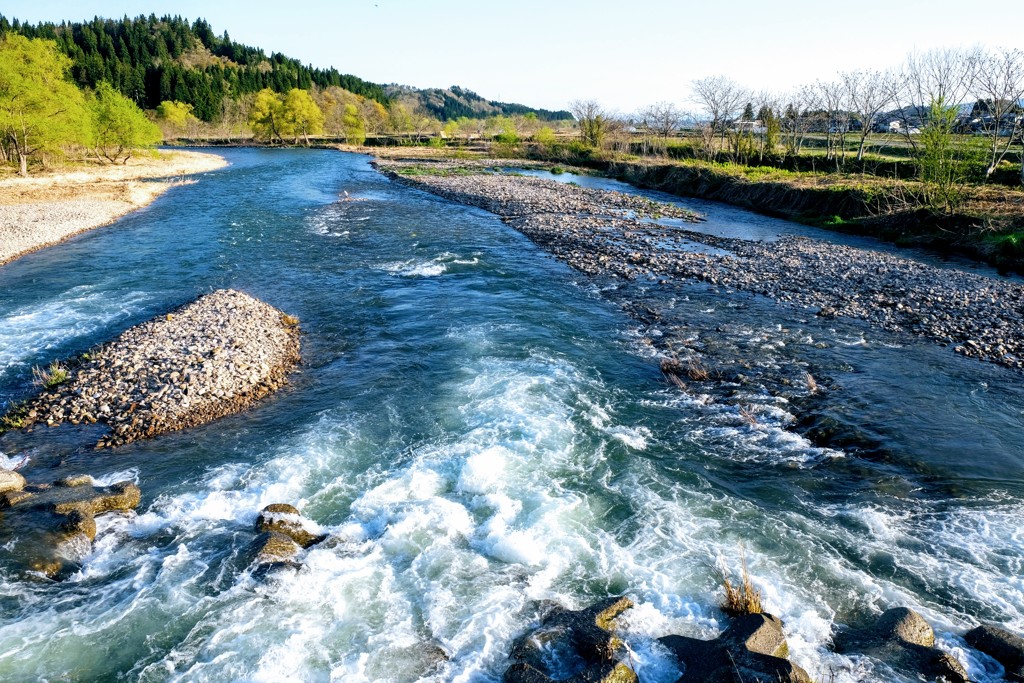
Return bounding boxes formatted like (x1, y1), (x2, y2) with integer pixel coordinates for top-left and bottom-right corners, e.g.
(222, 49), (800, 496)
(18, 153), (27, 177)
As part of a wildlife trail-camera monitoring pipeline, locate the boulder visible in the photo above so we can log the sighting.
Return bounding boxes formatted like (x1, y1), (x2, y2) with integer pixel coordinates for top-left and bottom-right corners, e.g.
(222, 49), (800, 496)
(835, 608), (967, 683)
(0, 477), (140, 579)
(0, 469), (26, 494)
(504, 661), (636, 683)
(965, 624), (1024, 680)
(55, 474), (93, 487)
(252, 531), (302, 564)
(659, 613), (811, 683)
(255, 503), (326, 548)
(504, 597), (636, 682)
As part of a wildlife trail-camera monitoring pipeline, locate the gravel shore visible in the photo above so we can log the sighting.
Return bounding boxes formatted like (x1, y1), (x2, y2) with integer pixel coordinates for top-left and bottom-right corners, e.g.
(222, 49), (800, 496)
(380, 161), (1024, 371)
(6, 289), (301, 448)
(0, 150), (227, 266)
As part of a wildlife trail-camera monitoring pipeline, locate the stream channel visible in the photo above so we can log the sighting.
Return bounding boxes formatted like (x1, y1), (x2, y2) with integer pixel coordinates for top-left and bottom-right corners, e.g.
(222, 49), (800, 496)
(0, 148), (1022, 681)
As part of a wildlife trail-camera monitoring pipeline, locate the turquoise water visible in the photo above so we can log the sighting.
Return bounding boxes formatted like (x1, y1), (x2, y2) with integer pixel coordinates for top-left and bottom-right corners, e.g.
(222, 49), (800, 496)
(0, 149), (1020, 682)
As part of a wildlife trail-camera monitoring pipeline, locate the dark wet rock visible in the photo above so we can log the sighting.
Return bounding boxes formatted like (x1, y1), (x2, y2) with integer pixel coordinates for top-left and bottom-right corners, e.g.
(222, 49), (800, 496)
(0, 469), (26, 493)
(255, 503), (326, 549)
(1, 489), (33, 507)
(504, 661), (637, 683)
(55, 474), (93, 487)
(965, 624), (1024, 680)
(505, 597), (636, 683)
(0, 478), (140, 578)
(2, 289), (301, 448)
(835, 608), (967, 682)
(659, 613), (811, 683)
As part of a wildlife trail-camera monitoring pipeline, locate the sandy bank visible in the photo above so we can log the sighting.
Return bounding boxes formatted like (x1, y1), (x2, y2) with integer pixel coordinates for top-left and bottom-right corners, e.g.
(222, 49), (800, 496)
(0, 150), (227, 266)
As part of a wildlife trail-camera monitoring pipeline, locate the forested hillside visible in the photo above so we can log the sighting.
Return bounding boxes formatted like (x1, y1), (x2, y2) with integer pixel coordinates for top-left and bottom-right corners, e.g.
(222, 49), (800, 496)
(0, 15), (571, 123)
(0, 15), (388, 121)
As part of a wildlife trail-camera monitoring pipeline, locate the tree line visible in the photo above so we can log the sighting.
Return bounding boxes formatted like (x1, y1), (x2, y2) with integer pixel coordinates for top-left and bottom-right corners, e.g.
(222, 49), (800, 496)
(568, 46), (1024, 211)
(0, 14), (571, 127)
(0, 14), (389, 122)
(0, 34), (160, 175)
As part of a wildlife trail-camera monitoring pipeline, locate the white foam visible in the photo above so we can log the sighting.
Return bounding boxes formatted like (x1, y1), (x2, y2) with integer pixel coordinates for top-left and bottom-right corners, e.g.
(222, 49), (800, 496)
(0, 285), (150, 379)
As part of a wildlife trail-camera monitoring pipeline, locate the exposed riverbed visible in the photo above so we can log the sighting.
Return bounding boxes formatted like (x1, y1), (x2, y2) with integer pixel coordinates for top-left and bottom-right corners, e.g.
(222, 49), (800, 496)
(0, 149), (1022, 682)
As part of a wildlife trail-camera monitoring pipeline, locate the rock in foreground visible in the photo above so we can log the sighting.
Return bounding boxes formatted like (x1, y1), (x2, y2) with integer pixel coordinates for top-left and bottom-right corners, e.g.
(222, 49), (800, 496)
(835, 607), (967, 682)
(7, 289), (300, 448)
(0, 475), (141, 578)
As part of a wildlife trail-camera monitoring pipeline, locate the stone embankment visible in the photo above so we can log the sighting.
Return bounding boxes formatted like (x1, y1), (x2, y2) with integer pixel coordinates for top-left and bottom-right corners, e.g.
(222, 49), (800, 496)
(3, 289), (300, 448)
(0, 150), (227, 266)
(381, 162), (1024, 371)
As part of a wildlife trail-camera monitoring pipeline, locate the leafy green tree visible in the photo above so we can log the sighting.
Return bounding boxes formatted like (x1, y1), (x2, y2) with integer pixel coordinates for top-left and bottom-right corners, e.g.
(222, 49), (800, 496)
(248, 88), (284, 143)
(156, 100), (198, 138)
(340, 103), (365, 145)
(282, 88), (323, 145)
(534, 126), (556, 146)
(0, 35), (88, 175)
(917, 97), (983, 212)
(89, 81), (162, 163)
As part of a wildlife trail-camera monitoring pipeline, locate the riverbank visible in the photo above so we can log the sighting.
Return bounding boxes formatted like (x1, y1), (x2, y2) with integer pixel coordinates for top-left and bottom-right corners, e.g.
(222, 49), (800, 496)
(378, 158), (1024, 372)
(600, 158), (1024, 272)
(0, 150), (227, 267)
(355, 143), (1024, 272)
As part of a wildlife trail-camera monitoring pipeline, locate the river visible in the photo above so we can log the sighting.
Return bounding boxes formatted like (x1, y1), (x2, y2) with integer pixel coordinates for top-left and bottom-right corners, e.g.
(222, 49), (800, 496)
(0, 149), (1020, 682)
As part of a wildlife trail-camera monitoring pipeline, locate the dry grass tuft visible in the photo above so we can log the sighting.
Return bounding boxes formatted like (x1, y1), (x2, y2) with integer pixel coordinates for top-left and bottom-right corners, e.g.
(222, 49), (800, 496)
(687, 357), (711, 381)
(719, 549), (763, 617)
(738, 404), (759, 426)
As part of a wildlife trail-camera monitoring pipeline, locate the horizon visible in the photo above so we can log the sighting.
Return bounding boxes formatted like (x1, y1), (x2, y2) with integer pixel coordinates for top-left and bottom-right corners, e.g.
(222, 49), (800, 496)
(3, 0), (1024, 114)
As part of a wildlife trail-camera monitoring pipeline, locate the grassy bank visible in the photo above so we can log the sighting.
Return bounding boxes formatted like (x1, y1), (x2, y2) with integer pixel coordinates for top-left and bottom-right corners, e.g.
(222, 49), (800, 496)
(596, 159), (1024, 271)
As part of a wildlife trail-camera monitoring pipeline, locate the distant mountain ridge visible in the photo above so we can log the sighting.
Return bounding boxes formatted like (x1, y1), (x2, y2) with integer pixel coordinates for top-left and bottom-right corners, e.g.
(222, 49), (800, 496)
(387, 85), (573, 122)
(0, 14), (571, 122)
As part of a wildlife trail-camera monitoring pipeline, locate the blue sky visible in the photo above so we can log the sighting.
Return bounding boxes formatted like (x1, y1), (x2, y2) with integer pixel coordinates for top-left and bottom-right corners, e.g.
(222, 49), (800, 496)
(5, 1), (1023, 113)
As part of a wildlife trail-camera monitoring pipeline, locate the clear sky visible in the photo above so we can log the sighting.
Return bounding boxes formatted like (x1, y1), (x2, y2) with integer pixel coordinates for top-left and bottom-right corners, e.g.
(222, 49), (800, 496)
(4, 0), (1022, 113)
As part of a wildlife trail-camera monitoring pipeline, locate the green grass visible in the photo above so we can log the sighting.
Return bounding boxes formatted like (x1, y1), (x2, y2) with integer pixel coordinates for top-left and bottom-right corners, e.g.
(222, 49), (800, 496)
(987, 230), (1024, 256)
(394, 165), (475, 178)
(33, 361), (69, 390)
(0, 401), (29, 432)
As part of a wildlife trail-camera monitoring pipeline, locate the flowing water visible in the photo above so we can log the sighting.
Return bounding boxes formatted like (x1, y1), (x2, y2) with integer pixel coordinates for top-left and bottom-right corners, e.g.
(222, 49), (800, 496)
(0, 149), (1022, 682)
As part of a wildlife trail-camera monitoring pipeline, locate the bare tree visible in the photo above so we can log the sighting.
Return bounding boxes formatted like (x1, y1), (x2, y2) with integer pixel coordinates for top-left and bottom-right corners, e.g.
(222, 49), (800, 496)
(780, 85), (819, 156)
(842, 70), (893, 161)
(691, 76), (749, 159)
(638, 101), (683, 154)
(817, 79), (849, 167)
(891, 47), (981, 154)
(973, 47), (1024, 179)
(891, 47), (984, 211)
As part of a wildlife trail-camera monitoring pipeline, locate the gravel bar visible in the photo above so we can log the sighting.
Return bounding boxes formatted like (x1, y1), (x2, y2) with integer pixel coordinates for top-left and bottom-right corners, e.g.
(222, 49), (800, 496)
(381, 162), (1024, 371)
(8, 289), (300, 448)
